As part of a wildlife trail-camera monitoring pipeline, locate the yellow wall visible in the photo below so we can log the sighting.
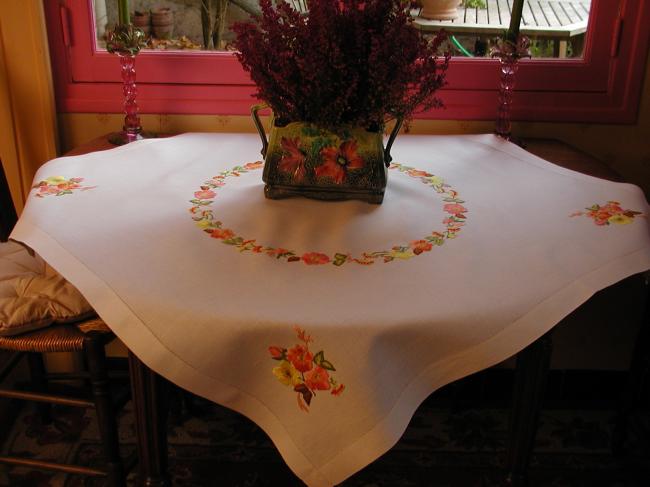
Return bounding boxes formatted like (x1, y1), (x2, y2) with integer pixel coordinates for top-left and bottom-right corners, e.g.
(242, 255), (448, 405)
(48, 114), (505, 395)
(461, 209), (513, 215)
(59, 50), (650, 195)
(0, 0), (58, 212)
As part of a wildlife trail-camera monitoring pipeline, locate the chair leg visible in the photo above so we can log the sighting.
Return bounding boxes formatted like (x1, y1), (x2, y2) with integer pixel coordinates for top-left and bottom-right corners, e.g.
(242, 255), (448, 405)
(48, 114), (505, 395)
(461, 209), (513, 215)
(84, 333), (125, 487)
(505, 331), (553, 486)
(26, 353), (52, 424)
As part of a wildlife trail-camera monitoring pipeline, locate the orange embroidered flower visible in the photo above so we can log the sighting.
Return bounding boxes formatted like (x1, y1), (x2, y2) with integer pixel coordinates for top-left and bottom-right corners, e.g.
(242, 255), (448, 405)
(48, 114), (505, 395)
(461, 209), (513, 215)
(331, 383), (345, 396)
(315, 140), (365, 184)
(443, 217), (465, 226)
(287, 344), (313, 372)
(410, 240), (433, 255)
(277, 137), (307, 181)
(407, 169), (432, 178)
(210, 228), (235, 240)
(305, 366), (331, 391)
(244, 161), (264, 170)
(194, 189), (216, 199)
(443, 203), (467, 215)
(268, 346), (284, 359)
(301, 252), (330, 265)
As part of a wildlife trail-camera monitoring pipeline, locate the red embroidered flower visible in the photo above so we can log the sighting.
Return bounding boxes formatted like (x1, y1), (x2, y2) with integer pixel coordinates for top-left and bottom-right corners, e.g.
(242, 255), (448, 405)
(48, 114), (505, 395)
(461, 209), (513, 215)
(315, 140), (365, 184)
(210, 228), (235, 240)
(407, 169), (432, 178)
(268, 346), (284, 359)
(331, 383), (345, 396)
(305, 366), (331, 391)
(277, 137), (307, 181)
(194, 189), (216, 199)
(287, 344), (314, 373)
(301, 252), (330, 265)
(443, 217), (465, 226)
(443, 203), (467, 215)
(244, 161), (264, 170)
(410, 240), (433, 255)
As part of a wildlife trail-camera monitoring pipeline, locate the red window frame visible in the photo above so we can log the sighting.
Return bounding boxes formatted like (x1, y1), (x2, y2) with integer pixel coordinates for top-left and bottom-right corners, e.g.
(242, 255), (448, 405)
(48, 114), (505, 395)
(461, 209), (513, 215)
(46, 0), (650, 123)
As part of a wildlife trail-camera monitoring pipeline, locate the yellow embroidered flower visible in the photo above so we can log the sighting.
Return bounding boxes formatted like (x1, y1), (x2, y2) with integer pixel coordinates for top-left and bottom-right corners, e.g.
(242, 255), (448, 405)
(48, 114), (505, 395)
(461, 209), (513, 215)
(195, 219), (213, 229)
(608, 214), (633, 225)
(273, 360), (301, 387)
(44, 176), (67, 185)
(390, 248), (414, 260)
(424, 175), (444, 187)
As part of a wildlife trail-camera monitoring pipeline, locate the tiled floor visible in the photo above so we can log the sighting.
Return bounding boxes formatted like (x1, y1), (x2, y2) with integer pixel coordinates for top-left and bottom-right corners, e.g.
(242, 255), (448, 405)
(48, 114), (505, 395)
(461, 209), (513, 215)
(1, 393), (649, 486)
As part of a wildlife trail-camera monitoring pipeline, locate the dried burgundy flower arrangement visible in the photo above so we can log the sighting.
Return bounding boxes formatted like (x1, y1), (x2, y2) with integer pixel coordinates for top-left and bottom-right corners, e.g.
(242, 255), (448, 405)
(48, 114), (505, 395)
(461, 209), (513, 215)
(232, 0), (450, 130)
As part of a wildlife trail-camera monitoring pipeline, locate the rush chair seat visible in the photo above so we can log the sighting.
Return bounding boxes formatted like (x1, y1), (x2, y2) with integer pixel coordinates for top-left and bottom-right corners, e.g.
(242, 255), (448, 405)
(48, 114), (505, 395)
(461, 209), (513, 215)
(0, 160), (129, 486)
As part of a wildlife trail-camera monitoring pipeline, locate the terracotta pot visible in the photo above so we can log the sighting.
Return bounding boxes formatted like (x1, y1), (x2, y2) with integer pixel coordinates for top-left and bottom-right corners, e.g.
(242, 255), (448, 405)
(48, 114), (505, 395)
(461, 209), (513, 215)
(419, 0), (460, 20)
(133, 11), (151, 36)
(152, 8), (173, 39)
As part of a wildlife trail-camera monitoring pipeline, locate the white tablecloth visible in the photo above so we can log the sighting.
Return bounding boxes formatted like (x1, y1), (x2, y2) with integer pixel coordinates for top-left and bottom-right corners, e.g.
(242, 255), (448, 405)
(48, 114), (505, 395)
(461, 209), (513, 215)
(11, 133), (650, 486)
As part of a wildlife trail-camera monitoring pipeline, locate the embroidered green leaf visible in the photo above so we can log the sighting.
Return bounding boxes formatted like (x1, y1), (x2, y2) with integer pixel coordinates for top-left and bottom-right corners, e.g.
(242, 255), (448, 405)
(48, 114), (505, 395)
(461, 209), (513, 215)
(223, 237), (244, 246)
(333, 253), (348, 266)
(320, 360), (336, 371)
(189, 199), (213, 206)
(313, 350), (325, 366)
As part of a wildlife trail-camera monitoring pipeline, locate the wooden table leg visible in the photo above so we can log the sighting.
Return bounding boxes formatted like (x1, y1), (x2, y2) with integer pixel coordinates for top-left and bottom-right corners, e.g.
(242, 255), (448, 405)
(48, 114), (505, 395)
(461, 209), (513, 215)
(505, 331), (553, 486)
(128, 351), (170, 487)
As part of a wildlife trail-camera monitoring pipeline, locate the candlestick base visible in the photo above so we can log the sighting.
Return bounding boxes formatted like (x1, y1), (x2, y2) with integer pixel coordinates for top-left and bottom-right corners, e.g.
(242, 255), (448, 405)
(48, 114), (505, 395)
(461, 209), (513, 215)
(108, 131), (158, 146)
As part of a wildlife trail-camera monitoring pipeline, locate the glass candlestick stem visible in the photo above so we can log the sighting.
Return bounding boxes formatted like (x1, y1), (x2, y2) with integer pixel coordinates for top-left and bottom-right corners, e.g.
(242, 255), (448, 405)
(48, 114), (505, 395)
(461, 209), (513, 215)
(495, 56), (518, 140)
(490, 35), (531, 141)
(110, 53), (144, 145)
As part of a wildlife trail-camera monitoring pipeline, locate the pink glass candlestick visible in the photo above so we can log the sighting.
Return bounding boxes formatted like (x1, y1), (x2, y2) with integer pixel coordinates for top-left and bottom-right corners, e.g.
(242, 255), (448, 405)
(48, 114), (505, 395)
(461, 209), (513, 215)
(490, 35), (531, 141)
(106, 24), (154, 145)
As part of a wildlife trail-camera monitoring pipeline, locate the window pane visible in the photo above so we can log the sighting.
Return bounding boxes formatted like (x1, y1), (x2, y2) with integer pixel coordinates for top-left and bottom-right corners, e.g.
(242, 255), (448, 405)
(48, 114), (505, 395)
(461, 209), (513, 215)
(413, 0), (592, 59)
(95, 0), (271, 51)
(94, 1), (591, 58)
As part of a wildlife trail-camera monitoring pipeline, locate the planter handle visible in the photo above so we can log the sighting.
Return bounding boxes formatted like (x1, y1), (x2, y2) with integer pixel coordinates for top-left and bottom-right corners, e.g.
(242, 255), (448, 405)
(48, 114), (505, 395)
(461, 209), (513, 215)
(383, 118), (403, 167)
(251, 104), (269, 158)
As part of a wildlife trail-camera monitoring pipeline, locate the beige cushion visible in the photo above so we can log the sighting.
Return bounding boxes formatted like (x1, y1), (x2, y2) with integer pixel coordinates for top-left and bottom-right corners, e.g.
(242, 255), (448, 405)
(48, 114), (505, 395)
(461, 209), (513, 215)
(0, 241), (94, 336)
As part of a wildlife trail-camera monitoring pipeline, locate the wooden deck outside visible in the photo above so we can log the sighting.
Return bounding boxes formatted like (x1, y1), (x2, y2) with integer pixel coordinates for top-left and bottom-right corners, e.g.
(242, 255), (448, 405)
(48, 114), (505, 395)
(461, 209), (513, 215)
(414, 0), (591, 57)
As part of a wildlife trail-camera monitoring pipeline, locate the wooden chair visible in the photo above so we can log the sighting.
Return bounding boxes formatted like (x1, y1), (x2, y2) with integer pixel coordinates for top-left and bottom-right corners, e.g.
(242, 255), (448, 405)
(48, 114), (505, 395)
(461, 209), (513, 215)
(0, 160), (129, 486)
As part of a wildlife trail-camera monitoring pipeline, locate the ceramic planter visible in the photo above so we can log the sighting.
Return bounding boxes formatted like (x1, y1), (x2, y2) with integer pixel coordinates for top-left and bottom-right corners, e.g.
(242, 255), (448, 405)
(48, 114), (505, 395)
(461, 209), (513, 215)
(252, 106), (402, 204)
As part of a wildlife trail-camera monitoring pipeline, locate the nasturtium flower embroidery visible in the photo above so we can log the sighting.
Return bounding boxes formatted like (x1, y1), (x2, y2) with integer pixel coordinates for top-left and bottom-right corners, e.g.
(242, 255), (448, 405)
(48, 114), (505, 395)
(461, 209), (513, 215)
(269, 326), (344, 412)
(189, 161), (468, 266)
(32, 176), (96, 198)
(570, 201), (644, 226)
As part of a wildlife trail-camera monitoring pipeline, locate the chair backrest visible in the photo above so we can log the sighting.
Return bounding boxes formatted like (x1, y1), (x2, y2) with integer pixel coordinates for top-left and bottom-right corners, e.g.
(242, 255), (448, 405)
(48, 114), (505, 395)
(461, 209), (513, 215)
(0, 159), (18, 242)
